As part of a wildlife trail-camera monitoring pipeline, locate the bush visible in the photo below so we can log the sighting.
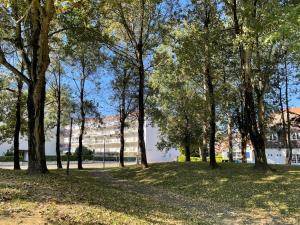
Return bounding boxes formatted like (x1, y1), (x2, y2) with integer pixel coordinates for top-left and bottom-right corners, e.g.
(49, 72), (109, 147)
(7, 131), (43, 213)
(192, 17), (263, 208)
(4, 149), (14, 157)
(178, 153), (223, 163)
(178, 146), (200, 157)
(74, 146), (94, 156)
(0, 156), (24, 162)
(178, 155), (201, 162)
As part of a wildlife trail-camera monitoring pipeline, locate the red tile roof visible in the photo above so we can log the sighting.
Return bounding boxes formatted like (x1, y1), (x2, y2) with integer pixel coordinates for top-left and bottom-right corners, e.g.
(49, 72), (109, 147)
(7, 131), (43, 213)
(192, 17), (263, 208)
(289, 108), (300, 115)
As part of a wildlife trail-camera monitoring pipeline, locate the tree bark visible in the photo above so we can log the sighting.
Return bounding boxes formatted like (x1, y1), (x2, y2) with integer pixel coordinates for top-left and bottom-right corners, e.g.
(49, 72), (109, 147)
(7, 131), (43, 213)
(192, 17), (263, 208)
(200, 125), (208, 162)
(240, 132), (247, 163)
(119, 110), (125, 167)
(243, 49), (268, 169)
(67, 117), (73, 175)
(55, 62), (63, 169)
(137, 44), (148, 168)
(236, 97), (248, 163)
(230, 0), (268, 169)
(227, 116), (234, 162)
(285, 58), (292, 164)
(206, 72), (217, 169)
(184, 120), (191, 162)
(184, 143), (191, 162)
(279, 83), (287, 148)
(0, 0), (54, 173)
(78, 74), (85, 170)
(203, 5), (217, 169)
(27, 81), (48, 174)
(13, 78), (23, 170)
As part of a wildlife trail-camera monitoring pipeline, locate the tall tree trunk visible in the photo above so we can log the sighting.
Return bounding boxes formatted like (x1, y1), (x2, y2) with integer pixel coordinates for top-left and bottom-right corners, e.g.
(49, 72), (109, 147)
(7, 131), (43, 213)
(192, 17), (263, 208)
(243, 49), (268, 169)
(0, 0), (54, 174)
(13, 78), (23, 170)
(184, 119), (191, 162)
(206, 72), (217, 168)
(203, 6), (217, 169)
(66, 117), (73, 175)
(230, 0), (268, 169)
(285, 58), (292, 164)
(184, 143), (191, 162)
(240, 132), (247, 163)
(27, 0), (54, 174)
(55, 63), (63, 169)
(227, 116), (234, 162)
(279, 81), (289, 163)
(27, 81), (48, 173)
(137, 46), (148, 168)
(119, 111), (125, 167)
(236, 95), (248, 163)
(78, 76), (85, 170)
(200, 125), (208, 162)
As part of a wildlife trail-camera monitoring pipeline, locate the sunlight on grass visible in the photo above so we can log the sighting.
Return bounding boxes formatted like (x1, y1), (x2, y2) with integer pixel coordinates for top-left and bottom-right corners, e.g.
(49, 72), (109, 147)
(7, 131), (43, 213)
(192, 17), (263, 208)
(0, 163), (300, 224)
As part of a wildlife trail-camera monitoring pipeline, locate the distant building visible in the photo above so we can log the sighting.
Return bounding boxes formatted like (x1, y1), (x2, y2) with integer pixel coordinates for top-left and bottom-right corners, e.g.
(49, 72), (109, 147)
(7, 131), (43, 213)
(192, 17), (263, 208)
(0, 130), (57, 161)
(265, 108), (300, 165)
(221, 108), (300, 165)
(60, 115), (179, 163)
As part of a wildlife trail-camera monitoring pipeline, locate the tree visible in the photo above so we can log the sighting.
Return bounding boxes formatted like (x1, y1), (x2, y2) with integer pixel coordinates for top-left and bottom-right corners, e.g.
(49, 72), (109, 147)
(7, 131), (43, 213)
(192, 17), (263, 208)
(110, 57), (137, 167)
(101, 0), (175, 168)
(0, 0), (88, 173)
(149, 47), (204, 162)
(191, 0), (221, 168)
(0, 0), (56, 173)
(64, 39), (102, 169)
(46, 61), (74, 169)
(223, 0), (287, 169)
(0, 73), (26, 169)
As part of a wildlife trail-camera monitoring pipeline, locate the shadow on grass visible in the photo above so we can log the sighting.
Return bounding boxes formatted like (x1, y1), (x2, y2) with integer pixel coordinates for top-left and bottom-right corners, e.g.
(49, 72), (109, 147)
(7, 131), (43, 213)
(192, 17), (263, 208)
(0, 162), (300, 224)
(0, 168), (199, 224)
(109, 162), (300, 216)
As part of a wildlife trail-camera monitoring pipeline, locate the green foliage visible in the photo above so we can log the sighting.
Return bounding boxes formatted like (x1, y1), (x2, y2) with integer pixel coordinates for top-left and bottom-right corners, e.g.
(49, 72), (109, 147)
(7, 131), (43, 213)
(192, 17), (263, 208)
(0, 155), (23, 162)
(4, 148), (14, 156)
(148, 43), (205, 150)
(0, 76), (27, 144)
(45, 82), (74, 131)
(177, 154), (223, 163)
(74, 146), (94, 156)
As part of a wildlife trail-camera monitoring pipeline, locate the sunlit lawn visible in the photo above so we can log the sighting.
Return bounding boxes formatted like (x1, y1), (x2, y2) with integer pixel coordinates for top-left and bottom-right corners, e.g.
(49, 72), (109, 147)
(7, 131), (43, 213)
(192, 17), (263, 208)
(0, 162), (300, 224)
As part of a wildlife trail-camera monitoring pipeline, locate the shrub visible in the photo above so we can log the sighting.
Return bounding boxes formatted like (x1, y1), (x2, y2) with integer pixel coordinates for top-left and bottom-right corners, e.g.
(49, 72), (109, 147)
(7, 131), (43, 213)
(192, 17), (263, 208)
(74, 146), (94, 156)
(0, 156), (24, 162)
(4, 149), (14, 157)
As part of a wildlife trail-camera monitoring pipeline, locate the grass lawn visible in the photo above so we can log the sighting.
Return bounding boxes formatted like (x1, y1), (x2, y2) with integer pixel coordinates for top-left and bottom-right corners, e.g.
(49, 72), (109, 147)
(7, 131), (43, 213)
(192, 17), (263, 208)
(0, 162), (299, 224)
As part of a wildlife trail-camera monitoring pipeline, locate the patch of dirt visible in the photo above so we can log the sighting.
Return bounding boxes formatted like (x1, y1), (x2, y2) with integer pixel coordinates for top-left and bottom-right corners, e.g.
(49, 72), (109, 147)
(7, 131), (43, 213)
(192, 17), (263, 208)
(0, 212), (47, 225)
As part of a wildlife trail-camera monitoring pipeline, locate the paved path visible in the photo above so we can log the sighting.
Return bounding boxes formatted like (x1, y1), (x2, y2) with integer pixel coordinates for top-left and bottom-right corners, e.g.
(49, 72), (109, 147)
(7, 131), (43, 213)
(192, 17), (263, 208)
(0, 161), (136, 170)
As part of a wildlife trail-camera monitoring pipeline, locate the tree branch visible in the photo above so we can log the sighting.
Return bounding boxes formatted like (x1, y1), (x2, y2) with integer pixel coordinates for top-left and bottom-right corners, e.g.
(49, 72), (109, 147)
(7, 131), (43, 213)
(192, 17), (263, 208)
(0, 47), (30, 84)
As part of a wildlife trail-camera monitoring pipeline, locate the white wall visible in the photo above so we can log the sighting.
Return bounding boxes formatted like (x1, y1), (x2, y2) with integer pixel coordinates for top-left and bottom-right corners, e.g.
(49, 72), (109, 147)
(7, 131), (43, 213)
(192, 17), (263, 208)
(266, 149), (286, 165)
(144, 123), (179, 163)
(0, 129), (57, 157)
(0, 137), (28, 156)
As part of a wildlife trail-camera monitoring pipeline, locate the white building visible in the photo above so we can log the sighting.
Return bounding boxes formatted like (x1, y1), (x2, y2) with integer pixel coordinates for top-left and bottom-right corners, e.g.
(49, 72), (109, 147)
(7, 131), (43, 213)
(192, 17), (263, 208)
(60, 115), (179, 163)
(222, 108), (300, 165)
(0, 131), (57, 161)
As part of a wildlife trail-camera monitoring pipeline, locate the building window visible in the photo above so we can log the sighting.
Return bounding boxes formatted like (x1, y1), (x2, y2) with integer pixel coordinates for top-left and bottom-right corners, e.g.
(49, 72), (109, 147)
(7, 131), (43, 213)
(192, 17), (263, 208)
(292, 155), (297, 163)
(268, 133), (278, 141)
(291, 133), (300, 140)
(292, 154), (300, 164)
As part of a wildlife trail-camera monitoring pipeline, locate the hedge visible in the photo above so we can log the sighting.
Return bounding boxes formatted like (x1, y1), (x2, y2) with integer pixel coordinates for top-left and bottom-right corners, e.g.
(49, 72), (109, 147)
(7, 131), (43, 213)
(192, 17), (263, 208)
(0, 156), (24, 162)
